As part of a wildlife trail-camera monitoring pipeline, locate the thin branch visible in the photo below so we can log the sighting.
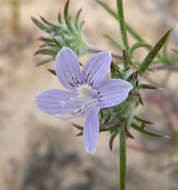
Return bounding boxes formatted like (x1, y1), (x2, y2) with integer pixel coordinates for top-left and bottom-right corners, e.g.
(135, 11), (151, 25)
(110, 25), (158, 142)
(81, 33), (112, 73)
(150, 65), (178, 72)
(87, 47), (123, 59)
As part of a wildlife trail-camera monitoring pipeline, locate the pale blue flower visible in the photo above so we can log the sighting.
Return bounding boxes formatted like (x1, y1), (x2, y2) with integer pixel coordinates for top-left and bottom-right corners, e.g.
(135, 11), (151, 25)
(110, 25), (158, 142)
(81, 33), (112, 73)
(35, 47), (132, 154)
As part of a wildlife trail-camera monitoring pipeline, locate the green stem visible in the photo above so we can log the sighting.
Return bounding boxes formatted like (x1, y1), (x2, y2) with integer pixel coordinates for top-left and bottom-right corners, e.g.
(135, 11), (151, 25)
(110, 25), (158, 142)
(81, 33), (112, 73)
(123, 50), (128, 69)
(120, 126), (126, 190)
(117, 0), (130, 56)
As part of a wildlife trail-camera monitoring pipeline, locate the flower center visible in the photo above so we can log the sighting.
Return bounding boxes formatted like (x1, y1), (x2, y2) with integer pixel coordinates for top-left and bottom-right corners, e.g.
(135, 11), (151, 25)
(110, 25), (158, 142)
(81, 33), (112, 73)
(81, 87), (91, 95)
(77, 84), (97, 98)
(69, 84), (98, 114)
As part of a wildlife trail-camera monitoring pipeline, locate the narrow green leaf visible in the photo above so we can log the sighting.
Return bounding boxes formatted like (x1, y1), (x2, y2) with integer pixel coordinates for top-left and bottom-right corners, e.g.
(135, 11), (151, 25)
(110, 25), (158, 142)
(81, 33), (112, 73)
(72, 123), (83, 130)
(45, 42), (59, 48)
(120, 127), (126, 190)
(79, 21), (85, 30)
(36, 58), (53, 66)
(124, 126), (135, 139)
(138, 29), (172, 75)
(96, 0), (118, 19)
(40, 16), (59, 28)
(39, 44), (48, 48)
(104, 34), (123, 50)
(58, 12), (63, 24)
(125, 24), (144, 42)
(100, 126), (119, 132)
(163, 39), (169, 57)
(76, 132), (83, 136)
(117, 0), (129, 54)
(38, 36), (53, 43)
(109, 131), (117, 151)
(138, 83), (157, 90)
(47, 69), (56, 75)
(75, 8), (82, 30)
(131, 123), (164, 137)
(31, 17), (48, 31)
(130, 42), (151, 55)
(53, 37), (62, 48)
(64, 0), (75, 33)
(134, 116), (153, 124)
(34, 48), (57, 56)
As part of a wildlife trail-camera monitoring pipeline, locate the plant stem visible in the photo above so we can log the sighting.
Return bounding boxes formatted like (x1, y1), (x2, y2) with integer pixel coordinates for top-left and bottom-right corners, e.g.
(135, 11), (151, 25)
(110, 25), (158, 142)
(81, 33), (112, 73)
(117, 0), (130, 56)
(120, 126), (126, 190)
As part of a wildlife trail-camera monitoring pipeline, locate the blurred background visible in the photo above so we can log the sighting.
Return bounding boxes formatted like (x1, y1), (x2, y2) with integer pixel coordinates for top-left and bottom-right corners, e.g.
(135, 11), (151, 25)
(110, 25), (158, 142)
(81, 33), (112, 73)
(0, 0), (178, 189)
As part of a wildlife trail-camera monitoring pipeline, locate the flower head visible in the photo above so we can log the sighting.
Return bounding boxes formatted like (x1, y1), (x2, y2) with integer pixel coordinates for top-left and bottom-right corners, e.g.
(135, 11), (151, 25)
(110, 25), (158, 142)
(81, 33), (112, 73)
(35, 47), (132, 154)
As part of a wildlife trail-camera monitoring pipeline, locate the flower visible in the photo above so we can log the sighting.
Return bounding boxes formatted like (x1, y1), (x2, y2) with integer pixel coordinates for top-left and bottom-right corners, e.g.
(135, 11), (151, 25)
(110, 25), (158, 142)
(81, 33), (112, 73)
(34, 47), (132, 154)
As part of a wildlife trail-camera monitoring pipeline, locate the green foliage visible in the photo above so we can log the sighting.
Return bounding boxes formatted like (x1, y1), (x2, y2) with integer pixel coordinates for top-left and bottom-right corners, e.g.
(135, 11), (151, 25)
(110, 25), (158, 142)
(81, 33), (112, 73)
(134, 116), (153, 124)
(138, 83), (157, 90)
(138, 29), (172, 75)
(131, 123), (165, 137)
(32, 0), (89, 66)
(95, 0), (176, 67)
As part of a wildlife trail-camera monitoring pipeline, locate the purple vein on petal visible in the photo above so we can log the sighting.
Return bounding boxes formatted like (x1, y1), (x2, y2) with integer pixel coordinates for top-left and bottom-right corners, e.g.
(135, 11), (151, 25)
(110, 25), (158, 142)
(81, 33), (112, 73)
(34, 89), (80, 115)
(56, 47), (83, 90)
(82, 51), (112, 88)
(83, 108), (100, 154)
(98, 79), (132, 108)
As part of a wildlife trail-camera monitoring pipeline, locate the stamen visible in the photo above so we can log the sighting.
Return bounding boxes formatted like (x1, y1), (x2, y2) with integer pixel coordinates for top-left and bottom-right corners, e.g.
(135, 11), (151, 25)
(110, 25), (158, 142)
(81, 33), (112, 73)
(60, 100), (66, 108)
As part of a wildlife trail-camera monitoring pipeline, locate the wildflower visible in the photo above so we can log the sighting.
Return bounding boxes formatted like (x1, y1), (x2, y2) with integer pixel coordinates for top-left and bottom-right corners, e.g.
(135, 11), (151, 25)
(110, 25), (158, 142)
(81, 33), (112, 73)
(34, 47), (132, 154)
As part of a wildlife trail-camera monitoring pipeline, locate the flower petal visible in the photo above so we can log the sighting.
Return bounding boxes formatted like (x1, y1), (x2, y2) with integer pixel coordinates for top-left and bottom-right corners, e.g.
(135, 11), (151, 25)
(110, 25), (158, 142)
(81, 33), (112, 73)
(34, 89), (80, 115)
(98, 79), (132, 108)
(56, 47), (82, 90)
(82, 51), (112, 88)
(83, 108), (100, 154)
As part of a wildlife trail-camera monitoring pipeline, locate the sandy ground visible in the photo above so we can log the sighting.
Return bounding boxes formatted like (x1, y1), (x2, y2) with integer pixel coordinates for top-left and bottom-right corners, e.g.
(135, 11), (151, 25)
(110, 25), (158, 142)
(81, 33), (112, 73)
(0, 0), (178, 189)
